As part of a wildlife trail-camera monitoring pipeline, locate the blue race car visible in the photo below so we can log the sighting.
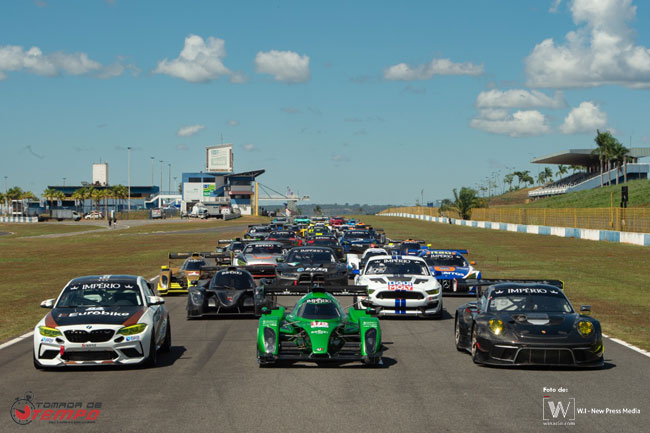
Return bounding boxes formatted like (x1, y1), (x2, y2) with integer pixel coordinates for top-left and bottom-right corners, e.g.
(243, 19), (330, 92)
(419, 249), (481, 295)
(340, 229), (379, 253)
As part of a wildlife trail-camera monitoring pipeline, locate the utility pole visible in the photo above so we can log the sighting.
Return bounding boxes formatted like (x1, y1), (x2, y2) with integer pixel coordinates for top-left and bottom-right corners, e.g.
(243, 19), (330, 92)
(62, 177), (66, 186)
(3, 176), (7, 216)
(127, 147), (132, 212)
(150, 157), (155, 186)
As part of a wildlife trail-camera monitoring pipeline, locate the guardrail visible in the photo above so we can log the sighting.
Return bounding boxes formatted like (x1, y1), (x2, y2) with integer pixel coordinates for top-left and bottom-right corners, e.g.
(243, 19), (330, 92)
(378, 206), (650, 233)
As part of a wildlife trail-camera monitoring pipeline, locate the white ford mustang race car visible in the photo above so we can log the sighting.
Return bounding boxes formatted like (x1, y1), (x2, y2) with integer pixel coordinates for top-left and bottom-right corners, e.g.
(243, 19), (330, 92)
(33, 275), (170, 368)
(354, 255), (442, 318)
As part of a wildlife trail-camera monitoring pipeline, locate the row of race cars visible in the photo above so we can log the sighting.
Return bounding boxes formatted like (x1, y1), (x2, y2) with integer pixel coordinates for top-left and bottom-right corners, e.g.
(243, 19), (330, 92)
(32, 216), (604, 369)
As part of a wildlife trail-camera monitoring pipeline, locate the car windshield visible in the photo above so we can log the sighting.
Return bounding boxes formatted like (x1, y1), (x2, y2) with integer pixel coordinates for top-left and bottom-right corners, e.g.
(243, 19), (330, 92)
(288, 250), (336, 264)
(297, 300), (342, 319)
(230, 242), (245, 251)
(211, 272), (253, 289)
(269, 232), (292, 239)
(424, 255), (468, 267)
(488, 289), (573, 313)
(181, 259), (206, 271)
(365, 259), (429, 275)
(307, 238), (338, 248)
(344, 231), (372, 239)
(56, 281), (143, 307)
(244, 244), (284, 255)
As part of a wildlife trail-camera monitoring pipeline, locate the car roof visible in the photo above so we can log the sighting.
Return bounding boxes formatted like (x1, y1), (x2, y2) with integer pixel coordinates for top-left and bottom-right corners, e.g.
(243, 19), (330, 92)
(68, 275), (142, 285)
(366, 254), (426, 263)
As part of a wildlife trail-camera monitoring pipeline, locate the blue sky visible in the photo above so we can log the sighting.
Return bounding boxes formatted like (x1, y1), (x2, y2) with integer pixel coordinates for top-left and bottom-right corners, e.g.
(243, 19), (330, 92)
(2, 0), (650, 204)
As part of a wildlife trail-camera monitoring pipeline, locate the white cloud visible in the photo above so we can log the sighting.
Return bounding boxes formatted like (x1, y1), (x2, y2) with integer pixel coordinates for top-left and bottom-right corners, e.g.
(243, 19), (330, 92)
(470, 109), (551, 137)
(281, 107), (300, 114)
(0, 45), (126, 79)
(331, 153), (349, 162)
(526, 0), (650, 88)
(384, 57), (483, 81)
(242, 143), (258, 152)
(227, 120), (239, 126)
(476, 89), (566, 109)
(560, 101), (607, 133)
(255, 50), (310, 83)
(176, 124), (205, 137)
(154, 34), (238, 83)
(550, 0), (563, 13)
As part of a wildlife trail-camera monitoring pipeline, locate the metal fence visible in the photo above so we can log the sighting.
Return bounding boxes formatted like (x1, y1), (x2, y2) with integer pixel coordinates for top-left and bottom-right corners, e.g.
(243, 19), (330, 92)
(378, 206), (650, 233)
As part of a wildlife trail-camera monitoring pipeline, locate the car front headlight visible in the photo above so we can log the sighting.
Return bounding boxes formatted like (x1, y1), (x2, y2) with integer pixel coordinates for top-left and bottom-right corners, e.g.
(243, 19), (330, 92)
(263, 327), (276, 354)
(488, 319), (503, 335)
(189, 289), (204, 305)
(364, 328), (377, 354)
(118, 323), (147, 336)
(426, 288), (440, 295)
(577, 320), (593, 337)
(38, 326), (62, 337)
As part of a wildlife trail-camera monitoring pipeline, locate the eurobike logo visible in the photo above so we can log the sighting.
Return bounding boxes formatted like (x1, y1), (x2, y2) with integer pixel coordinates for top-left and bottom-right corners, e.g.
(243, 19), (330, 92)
(10, 392), (102, 425)
(543, 396), (576, 426)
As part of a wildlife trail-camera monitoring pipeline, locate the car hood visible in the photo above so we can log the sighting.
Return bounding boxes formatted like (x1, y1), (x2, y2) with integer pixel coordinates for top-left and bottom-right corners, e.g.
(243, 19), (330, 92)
(361, 275), (435, 290)
(208, 289), (252, 307)
(50, 306), (145, 326)
(500, 312), (583, 339)
(278, 263), (343, 273)
(240, 254), (282, 266)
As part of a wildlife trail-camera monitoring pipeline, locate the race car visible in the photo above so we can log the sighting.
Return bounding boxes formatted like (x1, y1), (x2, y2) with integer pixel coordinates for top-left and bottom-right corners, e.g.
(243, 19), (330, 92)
(354, 255), (443, 318)
(275, 247), (348, 286)
(235, 241), (287, 278)
(33, 275), (170, 368)
(157, 252), (223, 295)
(329, 216), (346, 227)
(266, 230), (301, 248)
(455, 280), (604, 368)
(340, 229), (381, 253)
(244, 225), (272, 240)
(311, 216), (329, 223)
(256, 285), (382, 367)
(304, 235), (344, 260)
(293, 216), (311, 225)
(419, 249), (481, 295)
(385, 239), (425, 256)
(347, 247), (389, 274)
(186, 267), (274, 318)
(216, 238), (250, 265)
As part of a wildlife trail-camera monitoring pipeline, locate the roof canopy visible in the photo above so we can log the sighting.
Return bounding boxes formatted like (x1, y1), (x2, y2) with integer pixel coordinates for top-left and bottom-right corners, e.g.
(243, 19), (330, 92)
(531, 148), (650, 165)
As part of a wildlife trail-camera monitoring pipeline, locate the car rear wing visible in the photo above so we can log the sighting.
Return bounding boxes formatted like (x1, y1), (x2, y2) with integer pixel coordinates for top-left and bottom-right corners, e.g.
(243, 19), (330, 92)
(169, 252), (228, 259)
(217, 238), (258, 244)
(262, 284), (368, 297)
(457, 278), (564, 297)
(423, 249), (469, 255)
(385, 239), (426, 245)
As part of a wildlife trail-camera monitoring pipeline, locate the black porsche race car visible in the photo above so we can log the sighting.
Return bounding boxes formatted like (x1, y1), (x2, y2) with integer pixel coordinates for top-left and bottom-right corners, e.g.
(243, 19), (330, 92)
(304, 235), (344, 260)
(275, 247), (348, 286)
(454, 280), (604, 368)
(186, 267), (274, 318)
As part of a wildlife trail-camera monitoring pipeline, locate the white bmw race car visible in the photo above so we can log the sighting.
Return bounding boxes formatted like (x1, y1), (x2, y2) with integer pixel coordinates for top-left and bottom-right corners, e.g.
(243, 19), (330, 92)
(354, 255), (443, 318)
(33, 275), (170, 368)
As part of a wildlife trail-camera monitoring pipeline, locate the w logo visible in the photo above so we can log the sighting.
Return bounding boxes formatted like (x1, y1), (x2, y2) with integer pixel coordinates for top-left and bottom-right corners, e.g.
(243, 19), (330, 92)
(543, 397), (575, 420)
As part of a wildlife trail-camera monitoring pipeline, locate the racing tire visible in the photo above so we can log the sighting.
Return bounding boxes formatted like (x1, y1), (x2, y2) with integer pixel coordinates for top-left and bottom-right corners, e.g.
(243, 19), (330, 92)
(143, 332), (158, 368)
(161, 321), (171, 353)
(471, 326), (481, 365)
(455, 315), (464, 351)
(33, 351), (44, 370)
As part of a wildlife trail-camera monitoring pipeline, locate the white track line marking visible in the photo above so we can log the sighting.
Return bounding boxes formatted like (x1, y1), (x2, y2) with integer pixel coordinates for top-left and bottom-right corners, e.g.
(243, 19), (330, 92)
(602, 333), (650, 359)
(0, 331), (34, 350)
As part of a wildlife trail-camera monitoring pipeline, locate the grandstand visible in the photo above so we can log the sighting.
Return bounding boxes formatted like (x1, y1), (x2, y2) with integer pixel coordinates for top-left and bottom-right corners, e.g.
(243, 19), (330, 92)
(528, 148), (650, 199)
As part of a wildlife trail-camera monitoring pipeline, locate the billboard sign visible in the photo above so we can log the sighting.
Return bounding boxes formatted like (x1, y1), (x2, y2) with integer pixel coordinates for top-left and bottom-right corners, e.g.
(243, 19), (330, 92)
(206, 144), (233, 173)
(203, 184), (215, 197)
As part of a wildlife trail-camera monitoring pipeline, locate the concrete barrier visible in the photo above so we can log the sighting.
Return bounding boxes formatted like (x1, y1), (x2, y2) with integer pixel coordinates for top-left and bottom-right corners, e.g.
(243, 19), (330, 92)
(379, 212), (650, 247)
(0, 216), (38, 223)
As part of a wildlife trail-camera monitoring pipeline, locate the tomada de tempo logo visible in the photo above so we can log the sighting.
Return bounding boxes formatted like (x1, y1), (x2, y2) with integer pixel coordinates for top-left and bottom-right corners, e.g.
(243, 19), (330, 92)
(10, 392), (102, 425)
(10, 392), (35, 425)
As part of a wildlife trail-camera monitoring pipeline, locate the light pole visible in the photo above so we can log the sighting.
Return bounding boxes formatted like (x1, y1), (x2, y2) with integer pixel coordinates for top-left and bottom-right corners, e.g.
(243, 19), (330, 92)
(168, 163), (171, 193)
(150, 157), (155, 187)
(62, 177), (66, 187)
(159, 160), (163, 194)
(173, 176), (177, 194)
(127, 147), (132, 212)
(3, 176), (7, 216)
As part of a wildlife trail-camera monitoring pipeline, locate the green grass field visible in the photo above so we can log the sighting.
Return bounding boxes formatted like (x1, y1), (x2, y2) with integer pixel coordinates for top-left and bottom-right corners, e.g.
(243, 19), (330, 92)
(363, 215), (650, 351)
(0, 217), (268, 342)
(521, 179), (650, 208)
(0, 223), (104, 238)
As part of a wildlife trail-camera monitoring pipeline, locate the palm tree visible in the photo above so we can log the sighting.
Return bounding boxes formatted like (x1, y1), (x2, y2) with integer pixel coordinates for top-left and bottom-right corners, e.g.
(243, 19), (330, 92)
(569, 164), (584, 174)
(610, 140), (629, 185)
(503, 173), (515, 191)
(6, 186), (24, 201)
(91, 188), (103, 213)
(593, 130), (616, 187)
(555, 164), (568, 179)
(20, 191), (38, 201)
(542, 167), (553, 184)
(42, 188), (58, 210)
(71, 188), (85, 212)
(537, 172), (546, 185)
(112, 185), (128, 212)
(440, 187), (484, 220)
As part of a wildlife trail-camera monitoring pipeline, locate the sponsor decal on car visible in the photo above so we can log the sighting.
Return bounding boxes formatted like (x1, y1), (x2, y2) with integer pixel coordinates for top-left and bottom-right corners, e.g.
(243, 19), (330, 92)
(303, 267), (327, 272)
(306, 298), (332, 304)
(125, 335), (140, 342)
(310, 321), (329, 328)
(69, 311), (130, 317)
(387, 281), (414, 291)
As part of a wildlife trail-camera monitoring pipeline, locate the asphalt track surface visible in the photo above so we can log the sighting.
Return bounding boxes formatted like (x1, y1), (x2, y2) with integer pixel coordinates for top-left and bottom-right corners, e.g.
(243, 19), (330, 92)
(2, 295), (649, 432)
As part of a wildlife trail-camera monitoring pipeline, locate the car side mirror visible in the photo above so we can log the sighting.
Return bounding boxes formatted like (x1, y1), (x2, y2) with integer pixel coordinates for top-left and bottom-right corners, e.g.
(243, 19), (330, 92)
(40, 299), (55, 309)
(261, 307), (271, 315)
(470, 261), (476, 266)
(148, 296), (165, 305)
(579, 305), (591, 316)
(352, 269), (360, 275)
(276, 257), (285, 263)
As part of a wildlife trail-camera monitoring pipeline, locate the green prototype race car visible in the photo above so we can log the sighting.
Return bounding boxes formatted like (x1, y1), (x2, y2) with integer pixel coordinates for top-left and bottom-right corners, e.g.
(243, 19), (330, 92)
(256, 285), (382, 367)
